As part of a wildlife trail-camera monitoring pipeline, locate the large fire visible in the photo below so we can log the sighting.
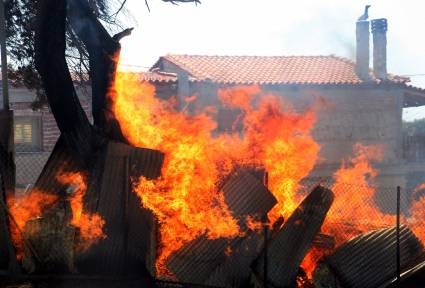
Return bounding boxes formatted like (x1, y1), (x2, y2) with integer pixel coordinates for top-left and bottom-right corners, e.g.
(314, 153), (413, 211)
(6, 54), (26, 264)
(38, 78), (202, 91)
(301, 143), (394, 277)
(301, 144), (425, 278)
(111, 60), (424, 279)
(324, 143), (394, 241)
(111, 69), (319, 273)
(56, 171), (106, 252)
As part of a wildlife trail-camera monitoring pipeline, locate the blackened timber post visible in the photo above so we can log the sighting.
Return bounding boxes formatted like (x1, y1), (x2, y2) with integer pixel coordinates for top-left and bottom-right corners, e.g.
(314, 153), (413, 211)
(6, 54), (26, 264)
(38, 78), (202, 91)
(396, 186), (401, 286)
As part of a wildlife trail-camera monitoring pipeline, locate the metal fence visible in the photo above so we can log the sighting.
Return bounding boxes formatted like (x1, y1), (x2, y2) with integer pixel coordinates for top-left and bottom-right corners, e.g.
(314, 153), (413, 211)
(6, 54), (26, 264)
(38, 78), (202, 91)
(8, 150), (425, 287)
(15, 152), (50, 193)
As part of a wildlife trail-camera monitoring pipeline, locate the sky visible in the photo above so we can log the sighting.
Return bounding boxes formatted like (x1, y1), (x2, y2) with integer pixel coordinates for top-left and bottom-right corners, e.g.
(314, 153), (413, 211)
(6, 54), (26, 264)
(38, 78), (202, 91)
(116, 0), (425, 121)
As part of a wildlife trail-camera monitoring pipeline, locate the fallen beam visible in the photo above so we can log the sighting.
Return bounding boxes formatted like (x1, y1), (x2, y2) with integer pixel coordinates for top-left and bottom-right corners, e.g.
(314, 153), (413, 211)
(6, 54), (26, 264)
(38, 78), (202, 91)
(252, 185), (334, 288)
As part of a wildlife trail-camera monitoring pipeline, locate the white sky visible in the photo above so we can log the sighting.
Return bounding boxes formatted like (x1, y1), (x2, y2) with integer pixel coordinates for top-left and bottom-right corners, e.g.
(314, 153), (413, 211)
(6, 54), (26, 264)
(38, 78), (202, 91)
(117, 0), (425, 121)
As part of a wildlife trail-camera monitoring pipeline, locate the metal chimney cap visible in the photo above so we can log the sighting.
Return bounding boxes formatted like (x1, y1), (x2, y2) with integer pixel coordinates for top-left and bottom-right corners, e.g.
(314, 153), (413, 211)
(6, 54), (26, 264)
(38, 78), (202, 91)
(371, 18), (388, 33)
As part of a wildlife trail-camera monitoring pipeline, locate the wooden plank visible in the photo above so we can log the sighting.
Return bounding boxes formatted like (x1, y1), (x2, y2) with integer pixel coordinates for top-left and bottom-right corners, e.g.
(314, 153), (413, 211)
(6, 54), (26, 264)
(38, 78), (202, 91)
(252, 185), (334, 288)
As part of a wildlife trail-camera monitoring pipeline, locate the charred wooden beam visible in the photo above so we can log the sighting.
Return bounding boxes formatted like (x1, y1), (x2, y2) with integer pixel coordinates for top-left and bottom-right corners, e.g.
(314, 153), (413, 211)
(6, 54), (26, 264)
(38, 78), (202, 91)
(313, 225), (425, 288)
(252, 185), (334, 288)
(165, 170), (277, 284)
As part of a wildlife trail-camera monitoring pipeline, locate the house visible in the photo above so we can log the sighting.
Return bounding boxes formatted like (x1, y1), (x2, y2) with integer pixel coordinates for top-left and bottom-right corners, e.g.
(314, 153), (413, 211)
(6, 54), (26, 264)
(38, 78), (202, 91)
(139, 18), (425, 211)
(6, 84), (91, 189)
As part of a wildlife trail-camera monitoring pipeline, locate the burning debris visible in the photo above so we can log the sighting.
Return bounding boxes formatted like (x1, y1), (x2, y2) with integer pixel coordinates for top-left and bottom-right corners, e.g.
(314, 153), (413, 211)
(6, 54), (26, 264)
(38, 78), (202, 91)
(252, 186), (334, 288)
(165, 169), (277, 283)
(1, 1), (425, 288)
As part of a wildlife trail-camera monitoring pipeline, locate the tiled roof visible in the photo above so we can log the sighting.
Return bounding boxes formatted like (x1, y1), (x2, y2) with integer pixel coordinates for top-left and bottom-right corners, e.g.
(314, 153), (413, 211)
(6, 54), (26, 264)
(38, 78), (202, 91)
(156, 54), (409, 85)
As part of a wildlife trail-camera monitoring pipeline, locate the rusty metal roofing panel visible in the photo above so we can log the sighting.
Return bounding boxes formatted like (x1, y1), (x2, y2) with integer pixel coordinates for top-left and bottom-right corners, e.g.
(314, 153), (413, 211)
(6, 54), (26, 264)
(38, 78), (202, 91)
(322, 225), (425, 288)
(253, 185), (334, 288)
(166, 169), (276, 284)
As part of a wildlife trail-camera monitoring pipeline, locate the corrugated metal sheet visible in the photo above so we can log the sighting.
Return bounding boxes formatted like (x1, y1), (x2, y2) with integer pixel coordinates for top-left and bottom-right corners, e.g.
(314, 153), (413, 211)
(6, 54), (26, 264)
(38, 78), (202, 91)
(166, 169), (277, 284)
(253, 185), (334, 288)
(12, 134), (163, 275)
(77, 141), (163, 275)
(34, 135), (84, 195)
(322, 225), (425, 288)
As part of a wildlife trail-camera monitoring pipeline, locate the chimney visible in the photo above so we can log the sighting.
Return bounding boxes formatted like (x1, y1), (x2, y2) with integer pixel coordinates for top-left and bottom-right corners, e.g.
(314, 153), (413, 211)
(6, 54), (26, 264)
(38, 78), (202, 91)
(371, 18), (388, 80)
(356, 20), (370, 80)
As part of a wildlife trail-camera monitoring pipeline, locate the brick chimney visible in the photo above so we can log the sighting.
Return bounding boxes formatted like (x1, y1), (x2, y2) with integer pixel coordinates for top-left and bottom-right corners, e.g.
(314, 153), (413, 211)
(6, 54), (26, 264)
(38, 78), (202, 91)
(371, 18), (388, 80)
(356, 20), (370, 80)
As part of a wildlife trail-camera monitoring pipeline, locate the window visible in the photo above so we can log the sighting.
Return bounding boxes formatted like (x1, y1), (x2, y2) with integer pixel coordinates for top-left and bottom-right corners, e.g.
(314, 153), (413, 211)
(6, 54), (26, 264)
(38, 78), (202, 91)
(14, 116), (42, 152)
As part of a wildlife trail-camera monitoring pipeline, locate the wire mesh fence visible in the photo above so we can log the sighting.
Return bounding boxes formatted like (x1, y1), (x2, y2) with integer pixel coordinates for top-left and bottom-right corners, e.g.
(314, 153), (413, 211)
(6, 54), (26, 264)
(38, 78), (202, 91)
(15, 152), (50, 193)
(7, 150), (425, 287)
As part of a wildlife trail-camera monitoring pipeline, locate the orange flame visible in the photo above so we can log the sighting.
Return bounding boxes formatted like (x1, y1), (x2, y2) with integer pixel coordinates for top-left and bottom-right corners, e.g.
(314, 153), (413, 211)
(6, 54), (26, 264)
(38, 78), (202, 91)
(301, 143), (395, 278)
(56, 172), (106, 251)
(6, 190), (58, 259)
(111, 66), (320, 274)
(409, 183), (425, 243)
(326, 143), (394, 235)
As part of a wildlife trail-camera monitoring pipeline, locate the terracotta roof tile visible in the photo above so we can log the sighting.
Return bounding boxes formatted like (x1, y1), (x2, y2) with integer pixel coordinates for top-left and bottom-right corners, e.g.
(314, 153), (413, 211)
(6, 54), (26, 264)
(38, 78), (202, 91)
(157, 54), (409, 85)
